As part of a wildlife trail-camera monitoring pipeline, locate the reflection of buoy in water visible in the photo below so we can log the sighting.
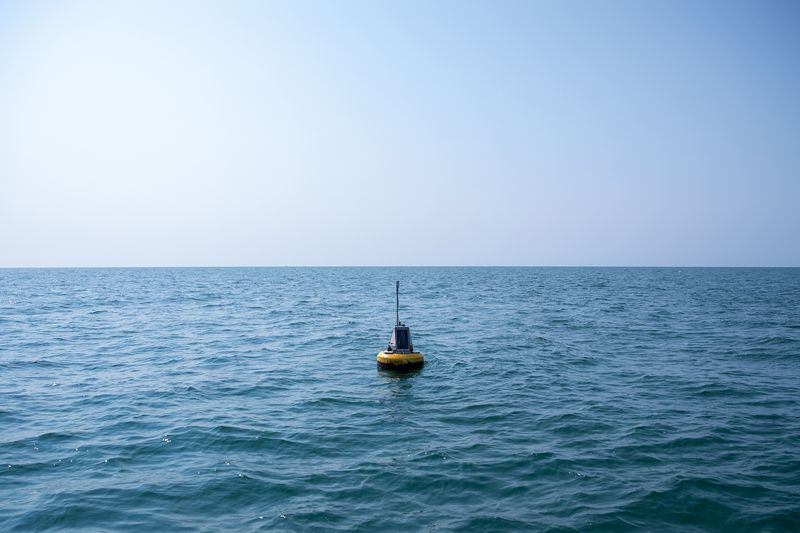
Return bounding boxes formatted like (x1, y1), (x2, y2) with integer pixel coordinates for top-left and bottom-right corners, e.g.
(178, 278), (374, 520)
(377, 281), (424, 370)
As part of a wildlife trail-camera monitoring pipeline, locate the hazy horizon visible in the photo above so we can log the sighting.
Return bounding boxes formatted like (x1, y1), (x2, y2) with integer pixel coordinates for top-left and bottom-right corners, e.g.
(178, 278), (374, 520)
(2, 264), (799, 269)
(2, 1), (799, 268)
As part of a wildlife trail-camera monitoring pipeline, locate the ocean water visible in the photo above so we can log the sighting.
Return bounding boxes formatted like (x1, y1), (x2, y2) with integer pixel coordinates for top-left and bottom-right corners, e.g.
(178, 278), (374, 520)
(1, 267), (799, 532)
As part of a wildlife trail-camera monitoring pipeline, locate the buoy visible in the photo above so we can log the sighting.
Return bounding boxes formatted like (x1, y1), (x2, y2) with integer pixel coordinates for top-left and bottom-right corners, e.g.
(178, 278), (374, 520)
(377, 281), (424, 370)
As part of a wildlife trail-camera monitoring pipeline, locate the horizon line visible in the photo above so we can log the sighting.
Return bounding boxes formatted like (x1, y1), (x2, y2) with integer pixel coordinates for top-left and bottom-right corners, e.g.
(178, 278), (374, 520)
(2, 265), (799, 269)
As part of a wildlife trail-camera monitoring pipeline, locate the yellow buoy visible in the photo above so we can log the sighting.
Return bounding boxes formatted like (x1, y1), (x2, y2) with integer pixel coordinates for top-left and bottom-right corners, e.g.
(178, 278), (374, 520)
(377, 281), (424, 370)
(377, 350), (424, 370)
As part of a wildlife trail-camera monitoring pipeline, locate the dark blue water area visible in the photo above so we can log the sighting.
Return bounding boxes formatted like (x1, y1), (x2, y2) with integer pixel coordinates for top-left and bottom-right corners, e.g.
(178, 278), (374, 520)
(1, 267), (799, 531)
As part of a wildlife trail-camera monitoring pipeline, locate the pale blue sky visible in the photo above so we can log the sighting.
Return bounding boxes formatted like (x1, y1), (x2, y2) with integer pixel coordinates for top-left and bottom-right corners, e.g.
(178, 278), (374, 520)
(1, 0), (798, 266)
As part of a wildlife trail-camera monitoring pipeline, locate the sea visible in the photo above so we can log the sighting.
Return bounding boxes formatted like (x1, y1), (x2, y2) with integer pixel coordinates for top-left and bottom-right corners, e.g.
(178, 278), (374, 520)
(1, 267), (799, 531)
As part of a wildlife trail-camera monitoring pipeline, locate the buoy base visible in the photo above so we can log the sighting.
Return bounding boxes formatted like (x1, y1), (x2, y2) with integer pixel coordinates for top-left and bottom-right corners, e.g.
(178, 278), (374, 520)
(376, 351), (424, 371)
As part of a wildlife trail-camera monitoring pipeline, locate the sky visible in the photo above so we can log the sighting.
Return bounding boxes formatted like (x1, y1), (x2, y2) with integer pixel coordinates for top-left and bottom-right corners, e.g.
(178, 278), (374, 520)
(1, 0), (798, 267)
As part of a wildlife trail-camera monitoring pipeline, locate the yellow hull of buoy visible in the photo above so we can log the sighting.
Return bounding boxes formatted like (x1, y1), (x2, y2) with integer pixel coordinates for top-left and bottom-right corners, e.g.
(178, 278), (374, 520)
(376, 351), (424, 370)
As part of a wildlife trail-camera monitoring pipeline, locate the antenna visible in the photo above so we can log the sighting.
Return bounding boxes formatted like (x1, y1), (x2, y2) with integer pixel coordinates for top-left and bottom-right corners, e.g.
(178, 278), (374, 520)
(396, 281), (400, 326)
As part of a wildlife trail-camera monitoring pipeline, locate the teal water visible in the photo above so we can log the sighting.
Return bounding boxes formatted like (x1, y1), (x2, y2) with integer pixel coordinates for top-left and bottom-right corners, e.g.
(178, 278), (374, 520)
(1, 267), (799, 531)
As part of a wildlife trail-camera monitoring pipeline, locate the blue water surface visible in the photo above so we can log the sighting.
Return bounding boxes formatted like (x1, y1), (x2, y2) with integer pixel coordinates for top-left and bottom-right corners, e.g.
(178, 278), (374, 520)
(1, 267), (799, 531)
